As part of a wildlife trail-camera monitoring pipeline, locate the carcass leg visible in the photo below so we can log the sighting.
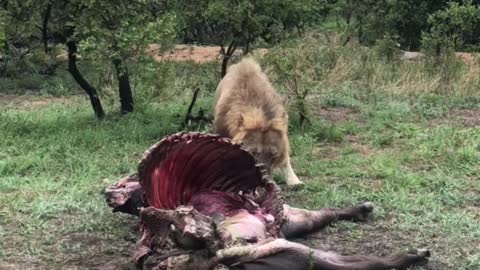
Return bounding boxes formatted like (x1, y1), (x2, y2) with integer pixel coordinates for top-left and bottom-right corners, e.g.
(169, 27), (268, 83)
(281, 202), (374, 238)
(220, 239), (430, 270)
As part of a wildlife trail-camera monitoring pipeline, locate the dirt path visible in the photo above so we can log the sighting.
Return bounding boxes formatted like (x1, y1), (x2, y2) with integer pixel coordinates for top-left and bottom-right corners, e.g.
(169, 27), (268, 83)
(0, 93), (72, 108)
(146, 44), (268, 64)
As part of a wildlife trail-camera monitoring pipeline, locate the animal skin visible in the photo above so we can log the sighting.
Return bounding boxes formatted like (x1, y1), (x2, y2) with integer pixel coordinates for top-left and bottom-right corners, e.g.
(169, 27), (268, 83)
(105, 132), (431, 270)
(213, 57), (303, 186)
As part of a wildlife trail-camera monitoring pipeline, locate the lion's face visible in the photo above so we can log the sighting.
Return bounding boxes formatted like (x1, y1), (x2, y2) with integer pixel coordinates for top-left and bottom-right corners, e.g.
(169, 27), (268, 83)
(240, 129), (286, 169)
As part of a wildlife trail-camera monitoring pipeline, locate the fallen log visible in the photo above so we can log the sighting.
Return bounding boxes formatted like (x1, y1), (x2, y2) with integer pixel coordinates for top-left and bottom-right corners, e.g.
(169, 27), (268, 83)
(105, 132), (430, 270)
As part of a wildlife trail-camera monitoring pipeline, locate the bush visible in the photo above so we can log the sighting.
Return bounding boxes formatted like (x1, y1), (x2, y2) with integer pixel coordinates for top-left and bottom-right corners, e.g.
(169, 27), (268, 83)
(263, 34), (480, 108)
(421, 1), (480, 54)
(0, 10), (6, 54)
(374, 33), (401, 62)
(333, 0), (452, 50)
(264, 38), (339, 127)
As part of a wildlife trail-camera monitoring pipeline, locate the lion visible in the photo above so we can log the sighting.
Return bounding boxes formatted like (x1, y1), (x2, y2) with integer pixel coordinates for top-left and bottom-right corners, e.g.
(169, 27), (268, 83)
(213, 57), (303, 186)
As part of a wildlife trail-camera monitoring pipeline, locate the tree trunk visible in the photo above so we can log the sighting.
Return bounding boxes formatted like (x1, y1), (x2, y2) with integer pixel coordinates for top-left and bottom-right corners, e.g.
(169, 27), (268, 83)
(66, 40), (105, 119)
(0, 40), (8, 76)
(113, 58), (134, 114)
(221, 55), (230, 78)
(220, 41), (237, 78)
(182, 88), (200, 128)
(42, 2), (52, 53)
(244, 42), (250, 55)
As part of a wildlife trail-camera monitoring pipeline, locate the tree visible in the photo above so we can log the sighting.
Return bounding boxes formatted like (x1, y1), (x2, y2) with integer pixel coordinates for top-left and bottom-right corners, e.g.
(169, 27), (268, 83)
(46, 0), (107, 118)
(0, 8), (6, 55)
(422, 1), (480, 54)
(2, 0), (177, 118)
(0, 0), (44, 76)
(333, 0), (454, 50)
(176, 0), (324, 77)
(73, 0), (177, 114)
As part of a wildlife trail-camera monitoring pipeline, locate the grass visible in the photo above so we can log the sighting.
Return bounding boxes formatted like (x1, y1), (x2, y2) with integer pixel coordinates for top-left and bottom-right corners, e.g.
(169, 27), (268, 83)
(0, 99), (192, 268)
(1, 40), (480, 269)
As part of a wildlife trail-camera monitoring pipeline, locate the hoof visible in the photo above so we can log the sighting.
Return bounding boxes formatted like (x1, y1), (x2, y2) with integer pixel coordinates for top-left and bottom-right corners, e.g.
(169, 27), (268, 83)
(353, 202), (375, 221)
(408, 248), (431, 258)
(407, 248), (431, 267)
(415, 248), (431, 258)
(359, 202), (375, 213)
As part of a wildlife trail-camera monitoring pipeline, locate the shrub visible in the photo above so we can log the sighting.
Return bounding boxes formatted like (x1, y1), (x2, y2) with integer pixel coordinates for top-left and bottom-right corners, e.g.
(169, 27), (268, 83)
(264, 39), (339, 127)
(421, 1), (480, 54)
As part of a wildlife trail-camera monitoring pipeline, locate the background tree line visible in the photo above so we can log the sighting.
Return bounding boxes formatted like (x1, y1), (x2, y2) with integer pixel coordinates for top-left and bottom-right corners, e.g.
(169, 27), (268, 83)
(0, 0), (479, 118)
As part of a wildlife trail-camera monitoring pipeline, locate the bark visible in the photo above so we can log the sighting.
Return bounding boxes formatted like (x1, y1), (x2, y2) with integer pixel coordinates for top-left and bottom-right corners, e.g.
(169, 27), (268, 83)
(220, 41), (237, 78)
(243, 41), (251, 55)
(66, 40), (105, 119)
(183, 88), (200, 128)
(0, 41), (8, 76)
(182, 88), (212, 129)
(42, 2), (52, 53)
(113, 58), (134, 114)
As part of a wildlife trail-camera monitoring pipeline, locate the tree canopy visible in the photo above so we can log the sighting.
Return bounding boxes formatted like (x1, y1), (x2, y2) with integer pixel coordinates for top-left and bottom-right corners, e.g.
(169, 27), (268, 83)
(2, 0), (480, 118)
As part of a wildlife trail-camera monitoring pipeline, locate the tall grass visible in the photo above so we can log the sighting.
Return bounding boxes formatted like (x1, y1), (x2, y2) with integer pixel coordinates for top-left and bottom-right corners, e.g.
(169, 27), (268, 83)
(2, 36), (478, 121)
(263, 36), (480, 101)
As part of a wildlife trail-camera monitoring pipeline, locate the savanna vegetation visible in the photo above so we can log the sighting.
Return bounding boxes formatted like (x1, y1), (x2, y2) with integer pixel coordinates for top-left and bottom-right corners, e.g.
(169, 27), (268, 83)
(0, 0), (479, 269)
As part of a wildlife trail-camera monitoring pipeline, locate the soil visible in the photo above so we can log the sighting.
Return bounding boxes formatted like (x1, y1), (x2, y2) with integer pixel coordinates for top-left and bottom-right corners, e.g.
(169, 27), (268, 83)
(146, 44), (268, 64)
(430, 108), (480, 128)
(0, 93), (72, 108)
(447, 108), (480, 127)
(293, 222), (451, 270)
(314, 106), (363, 123)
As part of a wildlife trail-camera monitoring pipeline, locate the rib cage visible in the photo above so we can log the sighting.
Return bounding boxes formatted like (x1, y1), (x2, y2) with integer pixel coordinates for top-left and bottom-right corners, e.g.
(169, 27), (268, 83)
(137, 133), (283, 228)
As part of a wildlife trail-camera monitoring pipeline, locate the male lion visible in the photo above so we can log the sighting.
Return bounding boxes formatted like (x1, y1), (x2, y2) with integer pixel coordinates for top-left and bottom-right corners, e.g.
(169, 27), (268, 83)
(213, 57), (303, 186)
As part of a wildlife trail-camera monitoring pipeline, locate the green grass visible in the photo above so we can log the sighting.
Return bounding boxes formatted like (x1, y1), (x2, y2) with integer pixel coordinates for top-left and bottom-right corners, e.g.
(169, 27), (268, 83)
(1, 91), (478, 269)
(284, 95), (480, 269)
(1, 42), (480, 269)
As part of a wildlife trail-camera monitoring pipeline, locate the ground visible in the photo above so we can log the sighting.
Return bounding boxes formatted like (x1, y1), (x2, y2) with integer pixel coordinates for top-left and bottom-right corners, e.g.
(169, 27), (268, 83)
(0, 48), (479, 269)
(146, 44), (268, 64)
(1, 92), (479, 270)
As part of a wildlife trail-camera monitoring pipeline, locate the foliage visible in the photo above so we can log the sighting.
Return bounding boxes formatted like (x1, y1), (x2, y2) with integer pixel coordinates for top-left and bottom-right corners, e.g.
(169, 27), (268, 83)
(75, 1), (178, 65)
(175, 0), (332, 77)
(0, 9), (6, 53)
(264, 38), (340, 126)
(332, 0), (452, 50)
(1, 0), (44, 47)
(0, 0), (179, 116)
(178, 0), (326, 47)
(373, 33), (401, 62)
(421, 1), (480, 54)
(263, 35), (480, 109)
